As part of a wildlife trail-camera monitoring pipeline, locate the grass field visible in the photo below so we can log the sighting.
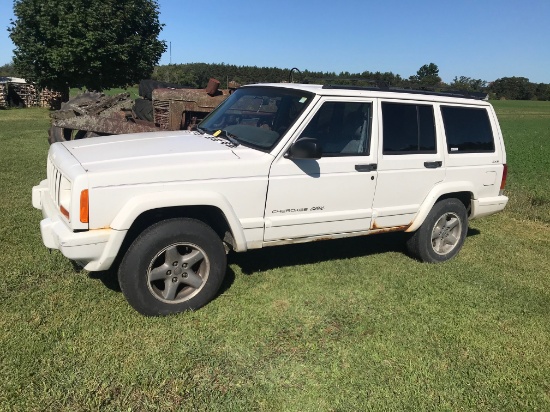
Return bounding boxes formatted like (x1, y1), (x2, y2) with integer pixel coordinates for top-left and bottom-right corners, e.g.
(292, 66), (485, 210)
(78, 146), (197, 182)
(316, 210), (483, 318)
(69, 86), (140, 99)
(0, 102), (549, 411)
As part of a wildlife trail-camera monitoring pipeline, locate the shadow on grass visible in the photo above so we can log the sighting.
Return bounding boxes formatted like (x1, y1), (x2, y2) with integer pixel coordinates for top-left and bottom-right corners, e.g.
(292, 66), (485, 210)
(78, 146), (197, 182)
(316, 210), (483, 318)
(86, 228), (482, 293)
(87, 257), (237, 300)
(229, 232), (411, 275)
(88, 266), (121, 292)
(467, 227), (481, 237)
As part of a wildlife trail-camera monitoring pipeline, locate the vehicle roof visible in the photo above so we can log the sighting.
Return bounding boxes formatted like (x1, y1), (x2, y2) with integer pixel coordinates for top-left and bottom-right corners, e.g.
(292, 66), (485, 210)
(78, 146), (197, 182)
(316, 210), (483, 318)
(243, 83), (491, 106)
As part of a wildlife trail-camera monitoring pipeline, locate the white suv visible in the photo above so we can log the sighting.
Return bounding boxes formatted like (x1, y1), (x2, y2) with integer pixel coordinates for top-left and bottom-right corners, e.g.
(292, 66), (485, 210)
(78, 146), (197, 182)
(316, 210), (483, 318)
(32, 83), (508, 315)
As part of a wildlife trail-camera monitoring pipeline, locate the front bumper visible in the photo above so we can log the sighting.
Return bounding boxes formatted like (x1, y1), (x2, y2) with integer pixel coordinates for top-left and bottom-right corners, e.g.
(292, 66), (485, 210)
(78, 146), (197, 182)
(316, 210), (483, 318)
(32, 180), (125, 271)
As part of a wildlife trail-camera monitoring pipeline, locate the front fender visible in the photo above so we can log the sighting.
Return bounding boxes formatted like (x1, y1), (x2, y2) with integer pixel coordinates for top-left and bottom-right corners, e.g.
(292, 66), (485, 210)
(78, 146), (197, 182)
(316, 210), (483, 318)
(109, 190), (248, 252)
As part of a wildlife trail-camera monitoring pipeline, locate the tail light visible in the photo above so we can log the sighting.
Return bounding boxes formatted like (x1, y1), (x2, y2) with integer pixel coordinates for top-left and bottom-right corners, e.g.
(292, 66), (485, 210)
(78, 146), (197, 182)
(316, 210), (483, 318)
(500, 164), (508, 194)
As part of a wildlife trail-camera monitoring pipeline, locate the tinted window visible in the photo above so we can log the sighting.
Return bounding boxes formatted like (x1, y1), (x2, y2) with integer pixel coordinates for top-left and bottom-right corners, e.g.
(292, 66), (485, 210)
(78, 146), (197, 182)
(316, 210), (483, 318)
(300, 101), (372, 156)
(382, 102), (436, 154)
(441, 106), (495, 153)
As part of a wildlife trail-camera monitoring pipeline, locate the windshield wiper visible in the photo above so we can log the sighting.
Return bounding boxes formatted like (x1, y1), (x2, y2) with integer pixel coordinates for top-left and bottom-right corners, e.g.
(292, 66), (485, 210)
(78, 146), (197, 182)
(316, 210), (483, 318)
(213, 129), (240, 146)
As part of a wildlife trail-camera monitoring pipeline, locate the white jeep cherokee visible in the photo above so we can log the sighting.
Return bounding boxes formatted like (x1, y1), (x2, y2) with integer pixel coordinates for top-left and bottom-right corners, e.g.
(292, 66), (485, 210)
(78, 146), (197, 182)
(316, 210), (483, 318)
(32, 83), (508, 315)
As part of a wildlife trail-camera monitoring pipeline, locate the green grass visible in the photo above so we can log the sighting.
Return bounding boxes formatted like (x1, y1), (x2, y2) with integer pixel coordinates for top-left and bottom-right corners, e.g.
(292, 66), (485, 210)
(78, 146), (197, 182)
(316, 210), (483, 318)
(0, 103), (549, 411)
(69, 86), (140, 99)
(492, 100), (550, 223)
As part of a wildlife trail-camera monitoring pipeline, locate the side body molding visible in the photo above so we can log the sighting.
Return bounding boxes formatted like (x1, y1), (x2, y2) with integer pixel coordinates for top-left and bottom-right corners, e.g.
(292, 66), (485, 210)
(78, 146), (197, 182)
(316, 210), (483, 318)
(109, 191), (248, 252)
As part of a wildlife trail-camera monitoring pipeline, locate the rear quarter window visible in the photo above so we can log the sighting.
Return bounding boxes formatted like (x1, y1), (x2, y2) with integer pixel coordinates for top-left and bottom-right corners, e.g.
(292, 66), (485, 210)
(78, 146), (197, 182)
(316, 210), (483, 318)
(441, 106), (495, 153)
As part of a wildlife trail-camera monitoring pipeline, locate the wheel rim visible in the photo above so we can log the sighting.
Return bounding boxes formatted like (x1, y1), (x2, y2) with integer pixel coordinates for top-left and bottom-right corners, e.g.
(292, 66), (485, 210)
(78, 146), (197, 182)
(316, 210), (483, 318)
(430, 212), (462, 255)
(146, 242), (210, 304)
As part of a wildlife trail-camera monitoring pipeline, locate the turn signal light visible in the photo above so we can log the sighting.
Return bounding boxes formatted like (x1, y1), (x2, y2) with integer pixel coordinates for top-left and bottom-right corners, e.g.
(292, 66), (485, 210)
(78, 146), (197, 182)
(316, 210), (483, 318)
(80, 189), (89, 223)
(60, 205), (70, 220)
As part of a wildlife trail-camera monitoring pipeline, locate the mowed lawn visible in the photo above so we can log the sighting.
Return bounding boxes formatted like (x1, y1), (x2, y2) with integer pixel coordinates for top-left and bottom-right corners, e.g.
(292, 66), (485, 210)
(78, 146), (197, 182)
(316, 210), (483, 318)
(0, 101), (549, 411)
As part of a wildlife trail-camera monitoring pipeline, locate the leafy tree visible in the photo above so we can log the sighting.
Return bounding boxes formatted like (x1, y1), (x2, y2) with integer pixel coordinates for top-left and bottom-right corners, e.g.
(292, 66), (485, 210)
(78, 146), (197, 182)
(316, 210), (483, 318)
(0, 61), (19, 77)
(9, 0), (166, 98)
(450, 76), (487, 92)
(534, 83), (550, 101)
(489, 77), (535, 100)
(409, 63), (442, 87)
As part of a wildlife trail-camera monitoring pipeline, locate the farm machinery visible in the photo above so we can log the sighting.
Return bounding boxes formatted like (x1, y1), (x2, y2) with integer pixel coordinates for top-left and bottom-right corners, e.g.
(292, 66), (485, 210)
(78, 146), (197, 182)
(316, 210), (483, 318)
(48, 78), (238, 144)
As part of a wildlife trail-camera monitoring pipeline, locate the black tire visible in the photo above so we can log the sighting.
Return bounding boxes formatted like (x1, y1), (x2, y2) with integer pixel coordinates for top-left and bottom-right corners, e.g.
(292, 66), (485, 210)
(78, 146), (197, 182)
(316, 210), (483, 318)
(118, 218), (227, 316)
(406, 198), (468, 263)
(133, 98), (154, 122)
(48, 126), (89, 144)
(48, 125), (74, 144)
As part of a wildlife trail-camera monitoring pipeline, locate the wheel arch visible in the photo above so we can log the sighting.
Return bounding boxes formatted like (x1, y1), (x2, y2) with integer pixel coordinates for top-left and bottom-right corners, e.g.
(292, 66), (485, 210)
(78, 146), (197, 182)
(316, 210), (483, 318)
(407, 183), (474, 232)
(110, 192), (248, 253)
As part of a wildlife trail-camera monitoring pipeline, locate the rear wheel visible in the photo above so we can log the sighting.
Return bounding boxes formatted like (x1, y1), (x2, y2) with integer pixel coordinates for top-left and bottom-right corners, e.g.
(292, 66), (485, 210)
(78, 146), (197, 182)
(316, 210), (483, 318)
(118, 218), (227, 316)
(406, 198), (468, 263)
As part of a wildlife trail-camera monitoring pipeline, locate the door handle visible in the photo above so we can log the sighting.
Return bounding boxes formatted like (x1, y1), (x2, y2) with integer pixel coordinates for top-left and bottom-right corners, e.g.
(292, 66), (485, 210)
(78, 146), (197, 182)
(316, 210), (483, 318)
(355, 163), (377, 172)
(424, 161), (442, 169)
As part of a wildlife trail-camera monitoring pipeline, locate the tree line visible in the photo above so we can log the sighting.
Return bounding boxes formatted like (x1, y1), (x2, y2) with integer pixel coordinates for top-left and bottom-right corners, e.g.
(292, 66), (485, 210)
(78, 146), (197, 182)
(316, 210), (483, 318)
(2, 59), (548, 101)
(151, 63), (550, 101)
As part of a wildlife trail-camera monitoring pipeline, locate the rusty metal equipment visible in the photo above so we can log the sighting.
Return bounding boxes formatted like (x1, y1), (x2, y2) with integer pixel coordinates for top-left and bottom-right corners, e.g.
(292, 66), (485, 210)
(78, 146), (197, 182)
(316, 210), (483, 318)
(48, 78), (237, 144)
(153, 79), (231, 131)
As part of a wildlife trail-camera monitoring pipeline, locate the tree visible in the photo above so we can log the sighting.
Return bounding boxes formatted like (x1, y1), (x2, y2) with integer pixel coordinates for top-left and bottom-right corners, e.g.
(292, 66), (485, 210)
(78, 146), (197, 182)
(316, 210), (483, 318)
(409, 63), (442, 87)
(450, 76), (487, 92)
(9, 0), (166, 98)
(534, 83), (550, 101)
(489, 77), (535, 100)
(0, 61), (19, 77)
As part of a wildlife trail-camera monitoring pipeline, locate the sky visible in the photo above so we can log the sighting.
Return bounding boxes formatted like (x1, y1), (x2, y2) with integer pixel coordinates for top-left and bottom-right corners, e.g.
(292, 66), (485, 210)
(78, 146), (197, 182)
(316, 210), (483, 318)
(1, 0), (549, 84)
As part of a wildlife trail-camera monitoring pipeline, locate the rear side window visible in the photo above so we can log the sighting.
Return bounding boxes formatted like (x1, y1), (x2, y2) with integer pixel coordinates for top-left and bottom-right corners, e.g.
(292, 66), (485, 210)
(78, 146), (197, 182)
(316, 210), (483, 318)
(382, 102), (436, 154)
(441, 106), (495, 153)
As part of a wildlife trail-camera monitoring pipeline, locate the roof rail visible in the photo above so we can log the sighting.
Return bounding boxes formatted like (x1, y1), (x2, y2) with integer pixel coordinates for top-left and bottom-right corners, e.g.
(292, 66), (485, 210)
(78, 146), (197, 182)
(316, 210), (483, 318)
(322, 84), (488, 100)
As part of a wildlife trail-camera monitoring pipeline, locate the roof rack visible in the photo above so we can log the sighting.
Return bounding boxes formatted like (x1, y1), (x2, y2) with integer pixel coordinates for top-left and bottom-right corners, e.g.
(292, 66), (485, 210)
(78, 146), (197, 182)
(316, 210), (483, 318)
(322, 84), (488, 100)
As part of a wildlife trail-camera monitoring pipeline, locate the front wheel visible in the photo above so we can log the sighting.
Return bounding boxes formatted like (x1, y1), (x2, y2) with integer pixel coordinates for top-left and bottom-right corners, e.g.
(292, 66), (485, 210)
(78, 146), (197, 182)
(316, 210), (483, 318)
(118, 218), (227, 316)
(406, 198), (468, 263)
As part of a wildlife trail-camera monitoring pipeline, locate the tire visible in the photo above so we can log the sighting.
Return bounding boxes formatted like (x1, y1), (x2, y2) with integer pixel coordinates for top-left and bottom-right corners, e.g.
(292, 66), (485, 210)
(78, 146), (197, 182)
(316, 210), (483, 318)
(133, 98), (154, 122)
(48, 126), (89, 144)
(406, 198), (468, 263)
(118, 218), (227, 316)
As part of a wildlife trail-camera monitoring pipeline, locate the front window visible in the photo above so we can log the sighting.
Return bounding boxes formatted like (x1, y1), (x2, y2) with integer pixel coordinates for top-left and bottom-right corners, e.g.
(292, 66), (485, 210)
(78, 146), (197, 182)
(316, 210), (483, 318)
(299, 101), (372, 156)
(199, 87), (314, 151)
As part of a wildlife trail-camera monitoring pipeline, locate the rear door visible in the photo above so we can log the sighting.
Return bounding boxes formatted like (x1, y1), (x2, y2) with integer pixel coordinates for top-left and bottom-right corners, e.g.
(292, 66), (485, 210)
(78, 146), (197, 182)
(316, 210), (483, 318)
(372, 100), (445, 228)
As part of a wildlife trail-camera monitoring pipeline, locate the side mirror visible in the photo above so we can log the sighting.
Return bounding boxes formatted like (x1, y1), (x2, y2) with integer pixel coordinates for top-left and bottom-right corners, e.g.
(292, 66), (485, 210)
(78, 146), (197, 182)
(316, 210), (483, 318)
(287, 137), (322, 160)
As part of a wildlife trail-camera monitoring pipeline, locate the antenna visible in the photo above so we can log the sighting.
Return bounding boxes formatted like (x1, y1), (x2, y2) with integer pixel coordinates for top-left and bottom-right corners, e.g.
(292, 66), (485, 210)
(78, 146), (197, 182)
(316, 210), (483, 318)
(169, 41), (172, 64)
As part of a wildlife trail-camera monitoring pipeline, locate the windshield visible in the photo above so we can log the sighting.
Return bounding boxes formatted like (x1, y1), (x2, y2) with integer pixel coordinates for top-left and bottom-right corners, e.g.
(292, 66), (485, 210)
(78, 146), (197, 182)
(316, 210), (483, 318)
(199, 86), (315, 151)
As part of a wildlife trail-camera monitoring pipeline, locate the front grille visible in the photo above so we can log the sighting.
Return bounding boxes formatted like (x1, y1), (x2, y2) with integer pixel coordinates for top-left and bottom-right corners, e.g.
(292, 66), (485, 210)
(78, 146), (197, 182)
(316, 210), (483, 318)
(47, 156), (62, 208)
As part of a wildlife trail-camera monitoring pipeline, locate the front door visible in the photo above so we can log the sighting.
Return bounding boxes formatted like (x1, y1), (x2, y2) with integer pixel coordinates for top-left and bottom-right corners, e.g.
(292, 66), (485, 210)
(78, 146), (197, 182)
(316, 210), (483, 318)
(264, 98), (378, 242)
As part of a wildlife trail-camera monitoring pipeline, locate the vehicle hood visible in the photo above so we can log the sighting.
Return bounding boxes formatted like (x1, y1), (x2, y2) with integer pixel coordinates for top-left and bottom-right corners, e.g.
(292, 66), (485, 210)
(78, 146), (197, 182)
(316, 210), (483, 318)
(60, 130), (269, 186)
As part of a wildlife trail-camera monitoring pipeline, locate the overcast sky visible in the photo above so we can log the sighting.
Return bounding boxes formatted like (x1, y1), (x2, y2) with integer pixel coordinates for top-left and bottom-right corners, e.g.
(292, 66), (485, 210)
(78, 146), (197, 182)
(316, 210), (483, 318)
(1, 0), (549, 83)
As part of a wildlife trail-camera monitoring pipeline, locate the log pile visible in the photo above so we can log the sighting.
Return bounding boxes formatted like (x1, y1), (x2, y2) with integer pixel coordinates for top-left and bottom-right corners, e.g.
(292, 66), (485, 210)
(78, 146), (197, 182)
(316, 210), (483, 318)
(0, 84), (6, 108)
